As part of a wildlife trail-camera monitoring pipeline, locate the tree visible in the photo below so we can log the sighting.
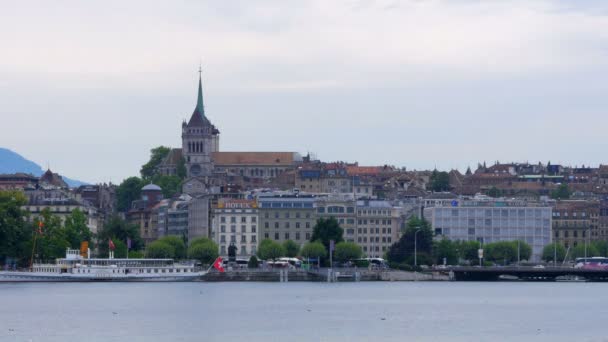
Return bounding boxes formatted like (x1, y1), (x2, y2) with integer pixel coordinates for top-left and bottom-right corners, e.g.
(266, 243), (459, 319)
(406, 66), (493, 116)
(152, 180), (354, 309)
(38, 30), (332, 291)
(334, 242), (362, 263)
(112, 239), (128, 258)
(96, 215), (143, 256)
(151, 174), (182, 198)
(487, 187), (502, 198)
(176, 157), (187, 180)
(430, 170), (450, 192)
(248, 255), (259, 268)
(551, 183), (571, 200)
(157, 236), (186, 259)
(456, 240), (481, 264)
(310, 217), (344, 251)
(484, 240), (532, 264)
(386, 216), (433, 265)
(300, 241), (327, 260)
(542, 243), (566, 263)
(140, 146), (171, 180)
(116, 177), (145, 212)
(433, 238), (459, 265)
(188, 241), (219, 265)
(63, 209), (92, 249)
(0, 190), (30, 265)
(146, 241), (175, 258)
(571, 243), (599, 260)
(283, 240), (299, 258)
(257, 239), (285, 261)
(32, 209), (69, 263)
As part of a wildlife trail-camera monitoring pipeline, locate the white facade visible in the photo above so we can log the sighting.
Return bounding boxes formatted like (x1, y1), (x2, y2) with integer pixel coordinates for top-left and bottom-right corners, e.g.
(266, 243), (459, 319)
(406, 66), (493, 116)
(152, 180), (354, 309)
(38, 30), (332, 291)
(212, 200), (259, 258)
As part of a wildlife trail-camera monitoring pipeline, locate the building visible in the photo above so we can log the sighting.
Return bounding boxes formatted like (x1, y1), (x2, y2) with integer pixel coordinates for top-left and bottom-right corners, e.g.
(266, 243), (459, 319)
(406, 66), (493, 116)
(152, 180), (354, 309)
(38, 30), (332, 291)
(22, 188), (100, 234)
(0, 173), (38, 190)
(315, 194), (357, 243)
(552, 200), (599, 248)
(187, 195), (211, 241)
(156, 198), (190, 239)
(181, 69), (220, 179)
(127, 184), (164, 245)
(356, 200), (404, 258)
(258, 194), (316, 248)
(212, 199), (259, 257)
(424, 197), (553, 262)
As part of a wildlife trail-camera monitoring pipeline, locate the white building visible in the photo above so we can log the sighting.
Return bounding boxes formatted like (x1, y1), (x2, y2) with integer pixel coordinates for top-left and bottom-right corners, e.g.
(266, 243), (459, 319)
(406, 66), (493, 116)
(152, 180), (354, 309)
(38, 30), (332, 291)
(212, 199), (259, 257)
(424, 197), (552, 262)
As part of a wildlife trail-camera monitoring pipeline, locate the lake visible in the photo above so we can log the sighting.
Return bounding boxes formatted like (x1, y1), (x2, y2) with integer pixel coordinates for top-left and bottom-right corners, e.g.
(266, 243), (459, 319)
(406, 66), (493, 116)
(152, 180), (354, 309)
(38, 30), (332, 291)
(1, 282), (606, 341)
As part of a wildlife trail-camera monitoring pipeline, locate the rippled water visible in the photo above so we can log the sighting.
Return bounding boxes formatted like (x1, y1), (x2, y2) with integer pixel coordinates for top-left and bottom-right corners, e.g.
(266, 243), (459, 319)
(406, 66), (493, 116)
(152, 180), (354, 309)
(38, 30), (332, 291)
(1, 281), (607, 342)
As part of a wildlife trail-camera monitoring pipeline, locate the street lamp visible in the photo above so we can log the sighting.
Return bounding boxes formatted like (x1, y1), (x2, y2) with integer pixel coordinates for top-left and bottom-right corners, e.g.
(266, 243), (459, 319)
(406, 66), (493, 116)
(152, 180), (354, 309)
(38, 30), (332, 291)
(414, 228), (421, 267)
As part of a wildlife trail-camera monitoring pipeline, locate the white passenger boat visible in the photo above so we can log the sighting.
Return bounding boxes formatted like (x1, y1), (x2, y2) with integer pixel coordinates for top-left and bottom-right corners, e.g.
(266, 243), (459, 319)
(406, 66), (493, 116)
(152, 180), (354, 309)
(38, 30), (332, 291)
(0, 249), (205, 282)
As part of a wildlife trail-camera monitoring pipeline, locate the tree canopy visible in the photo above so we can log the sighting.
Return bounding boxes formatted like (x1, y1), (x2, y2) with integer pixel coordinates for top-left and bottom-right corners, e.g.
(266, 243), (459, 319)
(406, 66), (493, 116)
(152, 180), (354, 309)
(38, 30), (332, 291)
(96, 216), (143, 257)
(430, 170), (450, 192)
(157, 236), (186, 259)
(300, 241), (327, 259)
(146, 240), (175, 258)
(0, 191), (29, 265)
(483, 240), (531, 264)
(551, 183), (571, 200)
(257, 239), (285, 261)
(140, 146), (171, 180)
(310, 217), (344, 251)
(334, 242), (362, 263)
(542, 243), (566, 263)
(386, 216), (433, 265)
(116, 177), (145, 212)
(283, 240), (299, 258)
(432, 238), (459, 265)
(188, 239), (219, 265)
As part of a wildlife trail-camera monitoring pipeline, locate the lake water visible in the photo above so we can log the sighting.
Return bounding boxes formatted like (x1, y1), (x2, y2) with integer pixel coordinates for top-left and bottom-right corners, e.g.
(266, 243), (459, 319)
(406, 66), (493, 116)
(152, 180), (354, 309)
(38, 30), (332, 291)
(1, 281), (607, 342)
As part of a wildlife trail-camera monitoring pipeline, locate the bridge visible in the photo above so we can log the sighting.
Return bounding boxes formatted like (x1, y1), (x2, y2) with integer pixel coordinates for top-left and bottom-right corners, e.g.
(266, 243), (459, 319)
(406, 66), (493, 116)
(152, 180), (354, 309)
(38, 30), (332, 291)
(447, 266), (608, 282)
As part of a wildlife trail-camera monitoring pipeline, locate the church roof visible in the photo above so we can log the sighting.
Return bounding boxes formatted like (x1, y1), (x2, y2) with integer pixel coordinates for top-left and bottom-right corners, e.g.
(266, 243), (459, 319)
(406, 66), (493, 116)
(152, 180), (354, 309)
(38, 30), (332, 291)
(187, 70), (213, 128)
(212, 152), (297, 166)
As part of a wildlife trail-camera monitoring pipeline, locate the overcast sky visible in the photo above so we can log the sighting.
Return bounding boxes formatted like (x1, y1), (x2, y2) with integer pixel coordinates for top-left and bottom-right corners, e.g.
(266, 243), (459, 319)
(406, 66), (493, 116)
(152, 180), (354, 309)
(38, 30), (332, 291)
(2, 0), (608, 184)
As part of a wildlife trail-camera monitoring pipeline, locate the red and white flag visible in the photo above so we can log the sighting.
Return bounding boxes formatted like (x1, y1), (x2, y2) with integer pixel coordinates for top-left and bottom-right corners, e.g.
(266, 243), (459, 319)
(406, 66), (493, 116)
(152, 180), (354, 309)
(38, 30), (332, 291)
(213, 257), (225, 273)
(37, 221), (44, 235)
(109, 239), (115, 251)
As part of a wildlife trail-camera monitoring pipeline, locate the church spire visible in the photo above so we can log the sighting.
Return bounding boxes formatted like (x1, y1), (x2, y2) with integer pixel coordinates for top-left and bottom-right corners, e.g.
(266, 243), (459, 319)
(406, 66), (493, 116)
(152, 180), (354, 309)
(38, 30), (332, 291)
(196, 64), (205, 117)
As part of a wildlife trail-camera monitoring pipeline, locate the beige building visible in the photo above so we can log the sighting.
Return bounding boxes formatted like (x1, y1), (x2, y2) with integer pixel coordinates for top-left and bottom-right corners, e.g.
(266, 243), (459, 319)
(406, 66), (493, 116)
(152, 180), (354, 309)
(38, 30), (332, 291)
(315, 194), (357, 243)
(258, 195), (316, 248)
(356, 200), (403, 258)
(212, 199), (259, 257)
(552, 200), (599, 248)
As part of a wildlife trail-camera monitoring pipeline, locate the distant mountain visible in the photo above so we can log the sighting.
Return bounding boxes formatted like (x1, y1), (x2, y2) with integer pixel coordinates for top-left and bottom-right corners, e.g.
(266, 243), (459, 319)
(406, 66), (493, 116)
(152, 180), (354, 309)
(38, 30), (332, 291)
(0, 148), (88, 187)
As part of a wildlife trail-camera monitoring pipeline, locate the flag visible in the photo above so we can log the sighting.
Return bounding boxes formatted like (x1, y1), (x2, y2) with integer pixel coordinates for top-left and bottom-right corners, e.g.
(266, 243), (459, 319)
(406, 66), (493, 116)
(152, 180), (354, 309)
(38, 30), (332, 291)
(109, 239), (115, 251)
(127, 237), (132, 250)
(213, 257), (225, 273)
(37, 221), (44, 235)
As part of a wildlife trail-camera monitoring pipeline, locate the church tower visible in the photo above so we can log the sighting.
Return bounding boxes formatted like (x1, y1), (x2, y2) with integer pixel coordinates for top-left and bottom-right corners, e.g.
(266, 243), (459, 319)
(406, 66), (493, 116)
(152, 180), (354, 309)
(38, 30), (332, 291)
(182, 68), (220, 178)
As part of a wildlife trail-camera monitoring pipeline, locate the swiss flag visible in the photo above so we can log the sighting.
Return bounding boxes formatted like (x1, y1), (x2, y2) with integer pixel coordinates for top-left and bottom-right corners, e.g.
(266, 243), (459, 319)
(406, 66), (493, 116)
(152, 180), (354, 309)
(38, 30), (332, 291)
(109, 239), (115, 251)
(213, 257), (225, 273)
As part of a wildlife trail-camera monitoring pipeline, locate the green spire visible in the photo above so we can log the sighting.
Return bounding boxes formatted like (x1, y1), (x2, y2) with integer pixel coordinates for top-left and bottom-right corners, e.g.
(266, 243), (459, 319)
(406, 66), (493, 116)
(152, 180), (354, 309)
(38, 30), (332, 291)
(196, 65), (205, 117)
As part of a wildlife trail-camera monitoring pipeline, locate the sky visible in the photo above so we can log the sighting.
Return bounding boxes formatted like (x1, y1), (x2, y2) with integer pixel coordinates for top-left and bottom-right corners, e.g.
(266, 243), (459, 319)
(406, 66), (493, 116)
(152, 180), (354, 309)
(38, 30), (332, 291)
(1, 0), (608, 184)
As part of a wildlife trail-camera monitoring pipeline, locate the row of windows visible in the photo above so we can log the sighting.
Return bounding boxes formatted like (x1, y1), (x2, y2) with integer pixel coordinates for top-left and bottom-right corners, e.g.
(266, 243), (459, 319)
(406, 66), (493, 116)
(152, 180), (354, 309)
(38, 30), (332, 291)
(553, 211), (590, 217)
(436, 208), (550, 218)
(264, 232), (310, 240)
(220, 225), (257, 233)
(358, 228), (392, 235)
(435, 227), (550, 237)
(264, 212), (312, 219)
(220, 235), (257, 243)
(264, 222), (312, 229)
(220, 216), (257, 223)
(358, 219), (392, 225)
(317, 206), (355, 214)
(358, 236), (392, 243)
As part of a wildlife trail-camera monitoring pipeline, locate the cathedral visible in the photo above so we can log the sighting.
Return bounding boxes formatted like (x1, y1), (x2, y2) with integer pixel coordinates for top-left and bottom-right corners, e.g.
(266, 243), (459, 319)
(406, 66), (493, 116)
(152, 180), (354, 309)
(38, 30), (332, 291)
(157, 69), (302, 195)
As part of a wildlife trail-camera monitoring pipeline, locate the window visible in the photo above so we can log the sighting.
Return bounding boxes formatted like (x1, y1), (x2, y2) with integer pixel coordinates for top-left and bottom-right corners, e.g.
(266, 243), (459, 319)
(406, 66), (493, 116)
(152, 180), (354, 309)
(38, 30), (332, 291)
(231, 225), (236, 233)
(306, 222), (310, 228)
(241, 236), (247, 243)
(221, 235), (226, 242)
(251, 235), (257, 243)
(285, 233), (290, 239)
(221, 217), (226, 223)
(306, 233), (311, 240)
(285, 212), (290, 219)
(274, 233), (279, 240)
(241, 225), (246, 233)
(252, 217), (257, 223)
(265, 222), (269, 228)
(274, 222), (279, 229)
(230, 235), (236, 242)
(252, 226), (256, 233)
(230, 217), (236, 223)
(296, 222), (301, 229)
(220, 225), (226, 233)
(241, 217), (247, 223)
(285, 222), (290, 228)
(296, 212), (301, 218)
(296, 232), (300, 240)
